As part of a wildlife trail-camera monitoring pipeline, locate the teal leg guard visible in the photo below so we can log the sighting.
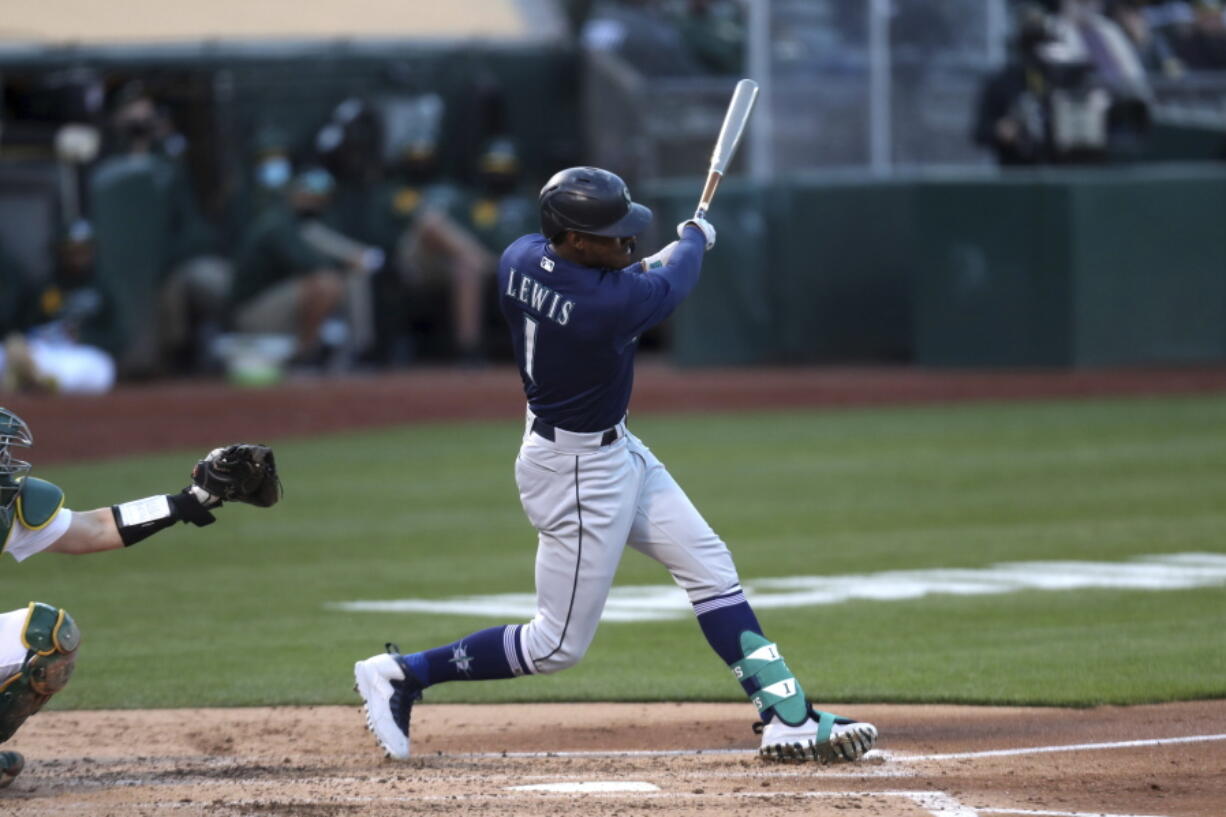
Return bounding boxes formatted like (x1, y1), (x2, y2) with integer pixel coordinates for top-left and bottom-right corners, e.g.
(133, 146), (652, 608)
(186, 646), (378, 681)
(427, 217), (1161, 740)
(0, 603), (80, 744)
(731, 631), (809, 727)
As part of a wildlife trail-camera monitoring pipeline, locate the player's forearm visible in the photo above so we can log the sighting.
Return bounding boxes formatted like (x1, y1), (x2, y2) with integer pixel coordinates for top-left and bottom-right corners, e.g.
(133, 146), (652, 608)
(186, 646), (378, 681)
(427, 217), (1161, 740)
(46, 508), (125, 554)
(48, 489), (220, 554)
(653, 230), (705, 299)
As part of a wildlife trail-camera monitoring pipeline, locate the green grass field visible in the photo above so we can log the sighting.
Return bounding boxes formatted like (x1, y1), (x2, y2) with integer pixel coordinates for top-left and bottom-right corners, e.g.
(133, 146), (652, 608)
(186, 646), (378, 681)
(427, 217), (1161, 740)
(16, 393), (1226, 710)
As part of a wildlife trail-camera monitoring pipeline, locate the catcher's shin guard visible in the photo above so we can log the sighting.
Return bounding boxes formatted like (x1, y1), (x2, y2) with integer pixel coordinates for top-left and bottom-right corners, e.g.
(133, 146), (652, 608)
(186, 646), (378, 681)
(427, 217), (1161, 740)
(0, 603), (80, 744)
(0, 751), (23, 788)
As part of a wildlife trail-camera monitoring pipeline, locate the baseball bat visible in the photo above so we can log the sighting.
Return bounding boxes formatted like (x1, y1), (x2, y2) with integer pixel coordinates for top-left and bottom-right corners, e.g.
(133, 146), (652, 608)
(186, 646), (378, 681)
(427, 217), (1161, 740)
(694, 78), (759, 220)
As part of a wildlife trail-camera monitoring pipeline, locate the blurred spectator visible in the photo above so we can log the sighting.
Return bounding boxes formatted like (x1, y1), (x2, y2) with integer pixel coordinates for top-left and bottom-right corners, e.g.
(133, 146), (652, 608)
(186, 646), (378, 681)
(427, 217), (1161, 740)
(248, 125), (295, 215)
(230, 167), (377, 369)
(1051, 1), (1152, 158)
(673, 0), (746, 75)
(0, 222), (116, 394)
(383, 132), (496, 364)
(311, 99), (390, 363)
(1050, 0), (1152, 101)
(581, 0), (705, 75)
(87, 83), (231, 378)
(458, 139), (540, 363)
(974, 5), (1065, 164)
(1110, 0), (1185, 77)
(975, 2), (1155, 165)
(580, 0), (747, 76)
(1164, 0), (1226, 69)
(463, 138), (539, 254)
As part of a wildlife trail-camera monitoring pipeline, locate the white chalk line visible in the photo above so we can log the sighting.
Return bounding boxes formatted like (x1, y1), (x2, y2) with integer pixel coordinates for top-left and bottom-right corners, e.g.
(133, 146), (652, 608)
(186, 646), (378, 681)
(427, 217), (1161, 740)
(894, 732), (1226, 762)
(22, 733), (1222, 817)
(978, 809), (1176, 817)
(25, 790), (970, 809)
(39, 789), (1177, 817)
(459, 746), (752, 758)
(454, 731), (1226, 763)
(30, 763), (913, 791)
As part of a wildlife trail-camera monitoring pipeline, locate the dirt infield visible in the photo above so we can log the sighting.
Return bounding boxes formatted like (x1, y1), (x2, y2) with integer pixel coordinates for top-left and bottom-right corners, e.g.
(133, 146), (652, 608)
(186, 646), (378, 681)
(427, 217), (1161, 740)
(8, 362), (1226, 465)
(5, 700), (1224, 816)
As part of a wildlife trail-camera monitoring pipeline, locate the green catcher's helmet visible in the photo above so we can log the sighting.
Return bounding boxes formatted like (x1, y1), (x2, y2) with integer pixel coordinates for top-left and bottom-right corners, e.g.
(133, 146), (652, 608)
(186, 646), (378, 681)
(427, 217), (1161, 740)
(0, 408), (33, 512)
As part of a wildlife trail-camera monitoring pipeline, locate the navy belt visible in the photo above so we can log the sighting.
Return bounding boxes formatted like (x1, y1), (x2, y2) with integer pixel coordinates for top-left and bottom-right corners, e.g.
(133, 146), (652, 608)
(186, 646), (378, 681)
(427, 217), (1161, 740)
(531, 417), (619, 447)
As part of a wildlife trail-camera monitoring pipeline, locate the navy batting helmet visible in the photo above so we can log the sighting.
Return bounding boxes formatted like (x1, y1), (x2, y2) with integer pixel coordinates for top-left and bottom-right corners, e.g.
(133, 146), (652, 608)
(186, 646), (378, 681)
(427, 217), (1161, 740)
(539, 167), (652, 241)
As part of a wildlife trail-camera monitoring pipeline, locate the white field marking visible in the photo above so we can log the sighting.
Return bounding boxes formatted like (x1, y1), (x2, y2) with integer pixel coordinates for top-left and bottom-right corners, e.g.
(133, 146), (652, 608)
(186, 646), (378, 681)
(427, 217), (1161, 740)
(908, 791), (981, 817)
(454, 746), (904, 773)
(329, 552), (1226, 621)
(459, 747), (749, 758)
(32, 759), (911, 791)
(978, 810), (1175, 817)
(16, 791), (1181, 817)
(896, 732), (1226, 762)
(508, 781), (660, 792)
(58, 790), (969, 808)
(511, 765), (915, 780)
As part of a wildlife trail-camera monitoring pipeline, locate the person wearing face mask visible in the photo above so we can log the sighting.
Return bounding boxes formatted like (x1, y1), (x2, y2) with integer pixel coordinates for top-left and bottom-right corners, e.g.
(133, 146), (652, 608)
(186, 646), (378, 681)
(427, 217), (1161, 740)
(229, 167), (373, 368)
(248, 126), (294, 212)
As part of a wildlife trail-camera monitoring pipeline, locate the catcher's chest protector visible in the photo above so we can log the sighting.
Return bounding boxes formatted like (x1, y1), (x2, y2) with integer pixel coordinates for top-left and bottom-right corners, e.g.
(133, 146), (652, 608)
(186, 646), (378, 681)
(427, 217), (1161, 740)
(0, 479), (65, 555)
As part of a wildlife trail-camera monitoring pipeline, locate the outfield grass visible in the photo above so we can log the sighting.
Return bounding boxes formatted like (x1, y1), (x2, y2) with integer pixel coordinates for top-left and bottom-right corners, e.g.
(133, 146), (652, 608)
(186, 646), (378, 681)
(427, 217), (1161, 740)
(17, 393), (1226, 709)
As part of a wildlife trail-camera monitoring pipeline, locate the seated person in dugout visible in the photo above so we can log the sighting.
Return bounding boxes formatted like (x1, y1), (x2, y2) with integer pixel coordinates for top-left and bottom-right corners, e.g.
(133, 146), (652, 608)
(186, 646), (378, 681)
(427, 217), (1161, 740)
(1, 221), (117, 395)
(230, 168), (377, 367)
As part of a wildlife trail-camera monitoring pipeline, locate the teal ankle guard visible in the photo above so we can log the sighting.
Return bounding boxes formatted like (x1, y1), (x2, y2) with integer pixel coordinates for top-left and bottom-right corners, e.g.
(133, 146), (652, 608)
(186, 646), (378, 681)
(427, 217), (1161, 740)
(731, 631), (809, 726)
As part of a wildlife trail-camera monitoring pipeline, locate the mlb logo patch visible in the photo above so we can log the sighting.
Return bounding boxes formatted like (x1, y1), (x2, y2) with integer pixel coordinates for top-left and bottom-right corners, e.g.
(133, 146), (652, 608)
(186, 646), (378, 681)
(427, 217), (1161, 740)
(540, 257), (555, 272)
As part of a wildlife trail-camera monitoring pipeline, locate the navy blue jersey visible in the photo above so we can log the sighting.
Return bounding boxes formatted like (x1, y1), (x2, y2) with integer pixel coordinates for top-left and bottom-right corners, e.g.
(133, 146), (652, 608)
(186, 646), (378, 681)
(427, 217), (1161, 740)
(498, 230), (705, 432)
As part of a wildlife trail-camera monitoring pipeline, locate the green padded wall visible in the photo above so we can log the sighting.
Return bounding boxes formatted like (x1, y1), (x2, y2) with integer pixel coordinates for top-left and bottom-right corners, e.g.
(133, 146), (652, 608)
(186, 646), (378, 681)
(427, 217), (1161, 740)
(1068, 168), (1226, 365)
(912, 175), (1074, 366)
(652, 166), (1226, 368)
(645, 179), (779, 366)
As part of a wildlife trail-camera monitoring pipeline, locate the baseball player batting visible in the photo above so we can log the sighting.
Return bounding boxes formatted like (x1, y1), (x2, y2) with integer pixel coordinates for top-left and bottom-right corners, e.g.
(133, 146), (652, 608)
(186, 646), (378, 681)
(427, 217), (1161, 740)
(355, 167), (877, 763)
(0, 408), (280, 787)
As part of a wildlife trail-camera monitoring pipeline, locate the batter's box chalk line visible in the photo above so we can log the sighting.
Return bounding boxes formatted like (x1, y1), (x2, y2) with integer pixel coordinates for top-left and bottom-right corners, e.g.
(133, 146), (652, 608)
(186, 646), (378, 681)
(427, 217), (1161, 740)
(499, 788), (1183, 817)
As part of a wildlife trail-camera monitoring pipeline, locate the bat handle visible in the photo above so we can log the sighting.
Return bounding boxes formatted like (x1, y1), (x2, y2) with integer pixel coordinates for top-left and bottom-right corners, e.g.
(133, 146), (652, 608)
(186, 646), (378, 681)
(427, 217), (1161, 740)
(694, 170), (723, 221)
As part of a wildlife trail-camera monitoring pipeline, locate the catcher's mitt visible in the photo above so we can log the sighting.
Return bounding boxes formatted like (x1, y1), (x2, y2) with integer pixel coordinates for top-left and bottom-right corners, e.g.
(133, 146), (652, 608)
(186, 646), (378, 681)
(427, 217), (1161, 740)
(191, 444), (282, 507)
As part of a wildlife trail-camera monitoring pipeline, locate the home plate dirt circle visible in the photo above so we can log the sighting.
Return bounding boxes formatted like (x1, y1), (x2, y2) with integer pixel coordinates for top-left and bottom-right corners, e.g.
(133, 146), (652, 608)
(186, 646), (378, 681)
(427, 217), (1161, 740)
(3, 700), (1223, 816)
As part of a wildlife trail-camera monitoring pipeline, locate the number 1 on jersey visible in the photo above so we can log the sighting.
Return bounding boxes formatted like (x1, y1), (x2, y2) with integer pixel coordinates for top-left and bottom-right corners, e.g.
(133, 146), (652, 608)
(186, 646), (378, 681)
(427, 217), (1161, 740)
(524, 315), (539, 382)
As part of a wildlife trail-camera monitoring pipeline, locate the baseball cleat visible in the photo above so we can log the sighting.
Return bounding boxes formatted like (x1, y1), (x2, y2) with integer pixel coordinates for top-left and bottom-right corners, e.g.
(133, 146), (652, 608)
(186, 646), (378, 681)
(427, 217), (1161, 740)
(354, 643), (423, 760)
(0, 751), (24, 788)
(754, 706), (877, 764)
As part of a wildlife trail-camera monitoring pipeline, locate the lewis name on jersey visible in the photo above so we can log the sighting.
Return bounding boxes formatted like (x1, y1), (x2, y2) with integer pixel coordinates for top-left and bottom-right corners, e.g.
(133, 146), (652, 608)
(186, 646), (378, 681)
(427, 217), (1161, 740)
(504, 260), (575, 326)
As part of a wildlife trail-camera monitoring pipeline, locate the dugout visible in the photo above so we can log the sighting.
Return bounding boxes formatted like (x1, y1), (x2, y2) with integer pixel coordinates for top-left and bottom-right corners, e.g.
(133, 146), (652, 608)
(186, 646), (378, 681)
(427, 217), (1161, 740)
(0, 0), (577, 272)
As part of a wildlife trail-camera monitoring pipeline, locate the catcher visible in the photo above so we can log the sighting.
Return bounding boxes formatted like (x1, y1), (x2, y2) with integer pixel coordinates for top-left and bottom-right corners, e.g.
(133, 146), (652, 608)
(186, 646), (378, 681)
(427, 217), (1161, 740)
(0, 407), (280, 787)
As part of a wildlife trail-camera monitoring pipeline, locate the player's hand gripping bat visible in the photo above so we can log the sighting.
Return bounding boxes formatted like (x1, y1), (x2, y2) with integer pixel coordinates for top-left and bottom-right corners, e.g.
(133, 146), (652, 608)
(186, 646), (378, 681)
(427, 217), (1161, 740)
(694, 78), (759, 220)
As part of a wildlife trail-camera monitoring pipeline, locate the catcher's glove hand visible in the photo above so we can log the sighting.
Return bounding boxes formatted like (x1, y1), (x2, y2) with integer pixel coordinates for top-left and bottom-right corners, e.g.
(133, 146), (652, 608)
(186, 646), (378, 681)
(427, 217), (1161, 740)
(191, 444), (282, 508)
